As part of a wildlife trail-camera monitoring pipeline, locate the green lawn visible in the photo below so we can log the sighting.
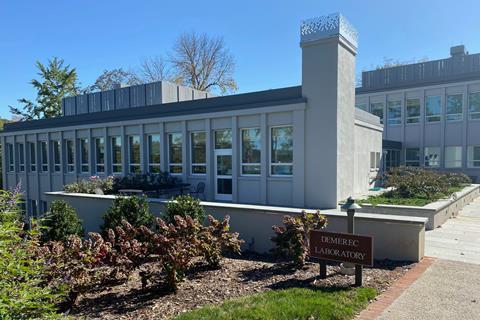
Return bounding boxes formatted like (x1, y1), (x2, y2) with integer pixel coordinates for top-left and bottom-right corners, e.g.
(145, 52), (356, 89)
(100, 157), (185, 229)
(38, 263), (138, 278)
(174, 287), (376, 320)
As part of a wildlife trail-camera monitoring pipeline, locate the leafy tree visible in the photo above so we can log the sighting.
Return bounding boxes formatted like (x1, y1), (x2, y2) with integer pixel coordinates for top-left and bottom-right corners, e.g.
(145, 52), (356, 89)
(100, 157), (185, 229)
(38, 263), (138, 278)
(164, 194), (206, 223)
(9, 57), (80, 120)
(40, 200), (84, 242)
(88, 68), (141, 92)
(101, 196), (154, 234)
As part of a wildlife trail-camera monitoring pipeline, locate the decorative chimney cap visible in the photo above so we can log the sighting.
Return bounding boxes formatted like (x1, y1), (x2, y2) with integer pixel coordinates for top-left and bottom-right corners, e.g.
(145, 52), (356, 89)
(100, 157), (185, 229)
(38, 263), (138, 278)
(300, 13), (358, 49)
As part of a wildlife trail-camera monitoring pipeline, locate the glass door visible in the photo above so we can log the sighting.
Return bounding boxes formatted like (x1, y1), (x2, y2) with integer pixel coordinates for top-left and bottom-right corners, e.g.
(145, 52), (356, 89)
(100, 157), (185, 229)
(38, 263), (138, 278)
(215, 149), (232, 201)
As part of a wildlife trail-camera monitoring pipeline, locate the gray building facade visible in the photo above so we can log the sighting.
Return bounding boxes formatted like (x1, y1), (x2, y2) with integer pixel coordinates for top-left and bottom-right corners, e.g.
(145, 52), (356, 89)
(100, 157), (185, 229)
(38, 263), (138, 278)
(1, 13), (383, 215)
(356, 45), (480, 181)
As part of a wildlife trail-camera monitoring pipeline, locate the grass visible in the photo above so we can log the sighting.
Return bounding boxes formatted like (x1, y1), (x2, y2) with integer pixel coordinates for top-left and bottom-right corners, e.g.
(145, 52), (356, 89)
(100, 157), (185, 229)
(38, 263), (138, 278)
(174, 287), (377, 320)
(358, 186), (465, 207)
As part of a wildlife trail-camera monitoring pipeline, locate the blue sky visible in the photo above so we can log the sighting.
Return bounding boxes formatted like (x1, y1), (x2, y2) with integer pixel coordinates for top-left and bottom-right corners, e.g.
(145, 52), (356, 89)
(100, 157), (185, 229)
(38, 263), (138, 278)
(1, 0), (479, 119)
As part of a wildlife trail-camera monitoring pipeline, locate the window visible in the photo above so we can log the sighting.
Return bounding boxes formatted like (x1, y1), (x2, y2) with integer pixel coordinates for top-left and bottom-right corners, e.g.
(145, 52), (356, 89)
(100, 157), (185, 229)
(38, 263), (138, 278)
(66, 140), (75, 173)
(147, 134), (161, 173)
(52, 141), (61, 172)
(467, 146), (480, 168)
(385, 150), (400, 170)
(426, 96), (441, 122)
(95, 138), (105, 174)
(405, 148), (420, 167)
(6, 143), (14, 172)
(424, 147), (440, 168)
(445, 146), (462, 168)
(369, 152), (381, 170)
(356, 103), (368, 111)
(111, 136), (122, 174)
(446, 94), (463, 121)
(168, 133), (182, 174)
(30, 199), (37, 218)
(406, 98), (420, 124)
(469, 92), (480, 120)
(270, 126), (293, 176)
(214, 129), (232, 149)
(16, 143), (25, 172)
(241, 128), (261, 175)
(191, 132), (206, 174)
(40, 141), (48, 172)
(40, 201), (48, 215)
(370, 102), (384, 124)
(387, 101), (402, 125)
(28, 142), (36, 172)
(79, 138), (89, 173)
(128, 135), (141, 173)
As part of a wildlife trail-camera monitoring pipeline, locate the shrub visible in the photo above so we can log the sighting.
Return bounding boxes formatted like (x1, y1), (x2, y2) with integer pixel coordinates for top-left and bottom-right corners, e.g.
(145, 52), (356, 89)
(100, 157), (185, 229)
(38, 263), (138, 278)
(164, 194), (206, 223)
(64, 175), (114, 194)
(271, 210), (327, 266)
(0, 190), (64, 319)
(441, 172), (471, 189)
(41, 200), (84, 242)
(101, 196), (154, 234)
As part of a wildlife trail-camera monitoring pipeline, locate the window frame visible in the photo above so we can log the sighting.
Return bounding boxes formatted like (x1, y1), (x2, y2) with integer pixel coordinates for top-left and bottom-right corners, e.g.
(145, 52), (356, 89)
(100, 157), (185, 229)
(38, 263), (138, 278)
(468, 92), (480, 120)
(147, 134), (161, 173)
(355, 103), (368, 111)
(65, 140), (75, 173)
(424, 146), (441, 168)
(190, 131), (206, 176)
(269, 125), (293, 177)
(467, 146), (480, 168)
(425, 96), (442, 122)
(168, 132), (183, 175)
(52, 140), (61, 173)
(111, 136), (122, 174)
(95, 137), (105, 174)
(6, 143), (14, 172)
(445, 146), (462, 168)
(240, 127), (261, 176)
(406, 98), (421, 124)
(387, 100), (402, 125)
(16, 143), (25, 172)
(446, 94), (463, 122)
(405, 148), (421, 167)
(79, 138), (89, 173)
(28, 142), (36, 172)
(40, 141), (48, 172)
(128, 135), (141, 174)
(369, 102), (384, 124)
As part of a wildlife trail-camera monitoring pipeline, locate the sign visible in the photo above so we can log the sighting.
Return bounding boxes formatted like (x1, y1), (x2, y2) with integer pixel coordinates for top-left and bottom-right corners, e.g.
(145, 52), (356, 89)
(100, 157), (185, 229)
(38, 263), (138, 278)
(309, 230), (373, 267)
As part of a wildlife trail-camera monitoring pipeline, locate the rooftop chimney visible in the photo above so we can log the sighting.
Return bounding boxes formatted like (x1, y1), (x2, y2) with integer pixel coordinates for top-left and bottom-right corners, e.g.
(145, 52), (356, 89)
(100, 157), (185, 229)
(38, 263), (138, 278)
(450, 45), (466, 57)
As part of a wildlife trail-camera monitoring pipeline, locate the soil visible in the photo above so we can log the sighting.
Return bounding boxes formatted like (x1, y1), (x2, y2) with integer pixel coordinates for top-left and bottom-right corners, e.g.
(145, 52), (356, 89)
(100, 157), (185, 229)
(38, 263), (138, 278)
(72, 254), (414, 320)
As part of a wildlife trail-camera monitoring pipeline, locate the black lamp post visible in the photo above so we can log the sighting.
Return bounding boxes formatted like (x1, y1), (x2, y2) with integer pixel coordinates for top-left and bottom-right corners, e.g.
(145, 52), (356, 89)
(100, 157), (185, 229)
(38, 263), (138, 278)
(341, 197), (363, 286)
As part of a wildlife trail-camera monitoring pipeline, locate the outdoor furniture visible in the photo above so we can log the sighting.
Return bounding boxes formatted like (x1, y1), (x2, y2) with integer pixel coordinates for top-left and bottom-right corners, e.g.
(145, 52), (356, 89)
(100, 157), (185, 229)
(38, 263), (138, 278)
(118, 189), (144, 196)
(190, 182), (206, 200)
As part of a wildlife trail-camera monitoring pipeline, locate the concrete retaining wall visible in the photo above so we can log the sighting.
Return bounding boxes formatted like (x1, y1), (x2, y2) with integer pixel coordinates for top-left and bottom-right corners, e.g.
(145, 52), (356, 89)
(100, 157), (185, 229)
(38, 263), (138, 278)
(45, 192), (427, 262)
(357, 184), (480, 230)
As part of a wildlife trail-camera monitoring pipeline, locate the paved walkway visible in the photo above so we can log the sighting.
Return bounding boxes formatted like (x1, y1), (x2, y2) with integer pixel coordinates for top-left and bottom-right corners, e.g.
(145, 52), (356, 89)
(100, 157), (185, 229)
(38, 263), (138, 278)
(425, 196), (480, 264)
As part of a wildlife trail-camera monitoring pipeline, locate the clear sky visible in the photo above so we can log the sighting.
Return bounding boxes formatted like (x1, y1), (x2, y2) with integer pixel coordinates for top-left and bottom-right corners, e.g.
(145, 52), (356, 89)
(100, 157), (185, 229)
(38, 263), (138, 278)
(1, 0), (479, 119)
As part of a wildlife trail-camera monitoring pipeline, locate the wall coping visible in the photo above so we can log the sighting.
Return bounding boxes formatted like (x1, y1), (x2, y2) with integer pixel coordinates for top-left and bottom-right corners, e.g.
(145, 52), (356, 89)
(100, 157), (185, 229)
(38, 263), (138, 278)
(359, 184), (480, 212)
(45, 191), (428, 226)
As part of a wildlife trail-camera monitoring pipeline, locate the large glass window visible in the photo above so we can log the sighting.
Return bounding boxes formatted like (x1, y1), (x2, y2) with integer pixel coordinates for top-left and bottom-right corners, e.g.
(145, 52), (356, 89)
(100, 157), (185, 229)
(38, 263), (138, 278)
(191, 132), (206, 174)
(111, 136), (122, 174)
(147, 134), (161, 173)
(16, 143), (25, 172)
(128, 135), (141, 173)
(95, 138), (105, 174)
(467, 146), (480, 168)
(66, 140), (75, 173)
(406, 98), (420, 124)
(469, 92), (480, 120)
(168, 133), (183, 174)
(446, 94), (463, 121)
(79, 138), (89, 173)
(28, 142), (36, 172)
(405, 148), (420, 167)
(6, 143), (14, 172)
(40, 141), (48, 172)
(445, 146), (462, 168)
(370, 152), (381, 170)
(370, 102), (384, 124)
(52, 141), (61, 172)
(426, 96), (441, 122)
(214, 129), (232, 149)
(385, 150), (400, 170)
(424, 147), (440, 168)
(356, 103), (368, 111)
(387, 101), (402, 125)
(270, 126), (293, 176)
(241, 128), (261, 175)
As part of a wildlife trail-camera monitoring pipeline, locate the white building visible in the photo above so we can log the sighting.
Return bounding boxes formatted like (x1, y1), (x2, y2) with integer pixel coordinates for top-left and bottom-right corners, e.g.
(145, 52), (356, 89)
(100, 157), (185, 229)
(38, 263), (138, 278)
(1, 13), (383, 216)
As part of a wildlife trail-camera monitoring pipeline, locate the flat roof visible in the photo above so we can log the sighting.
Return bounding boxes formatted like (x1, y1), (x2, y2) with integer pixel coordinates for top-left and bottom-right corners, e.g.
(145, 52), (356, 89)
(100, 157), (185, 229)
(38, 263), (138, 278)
(3, 86), (304, 134)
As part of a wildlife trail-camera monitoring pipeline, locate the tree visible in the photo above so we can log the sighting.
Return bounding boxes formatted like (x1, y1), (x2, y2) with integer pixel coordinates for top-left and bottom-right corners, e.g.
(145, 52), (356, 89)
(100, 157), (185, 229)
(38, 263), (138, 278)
(138, 55), (176, 83)
(170, 32), (237, 94)
(9, 57), (79, 120)
(40, 200), (84, 242)
(88, 68), (141, 92)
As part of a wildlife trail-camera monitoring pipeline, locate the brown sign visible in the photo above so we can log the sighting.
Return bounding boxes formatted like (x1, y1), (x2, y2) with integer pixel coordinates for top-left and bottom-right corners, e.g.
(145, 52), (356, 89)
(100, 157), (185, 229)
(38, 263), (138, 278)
(309, 230), (373, 266)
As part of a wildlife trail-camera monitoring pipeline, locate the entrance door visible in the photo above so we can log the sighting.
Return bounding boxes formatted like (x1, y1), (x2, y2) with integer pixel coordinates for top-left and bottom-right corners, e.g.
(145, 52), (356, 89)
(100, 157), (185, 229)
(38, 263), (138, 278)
(214, 149), (232, 201)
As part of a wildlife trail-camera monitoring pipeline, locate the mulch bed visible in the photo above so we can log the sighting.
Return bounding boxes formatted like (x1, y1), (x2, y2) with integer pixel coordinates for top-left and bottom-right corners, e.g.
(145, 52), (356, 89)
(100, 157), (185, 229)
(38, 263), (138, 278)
(71, 254), (414, 320)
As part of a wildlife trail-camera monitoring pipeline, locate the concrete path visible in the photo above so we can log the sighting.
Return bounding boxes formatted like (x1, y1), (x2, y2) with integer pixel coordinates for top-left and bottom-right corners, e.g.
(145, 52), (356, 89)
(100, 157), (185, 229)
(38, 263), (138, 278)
(425, 196), (480, 264)
(377, 259), (480, 320)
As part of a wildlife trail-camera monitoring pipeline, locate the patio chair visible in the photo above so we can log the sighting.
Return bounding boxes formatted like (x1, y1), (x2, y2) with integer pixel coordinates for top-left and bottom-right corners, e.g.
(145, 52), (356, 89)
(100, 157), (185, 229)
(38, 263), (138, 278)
(190, 182), (206, 200)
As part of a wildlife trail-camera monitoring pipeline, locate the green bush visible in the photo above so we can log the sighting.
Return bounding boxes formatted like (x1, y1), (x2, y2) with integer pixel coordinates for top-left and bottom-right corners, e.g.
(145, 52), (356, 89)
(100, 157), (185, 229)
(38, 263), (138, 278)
(164, 194), (206, 223)
(41, 200), (84, 242)
(64, 175), (114, 194)
(0, 190), (64, 319)
(441, 172), (471, 189)
(101, 196), (154, 233)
